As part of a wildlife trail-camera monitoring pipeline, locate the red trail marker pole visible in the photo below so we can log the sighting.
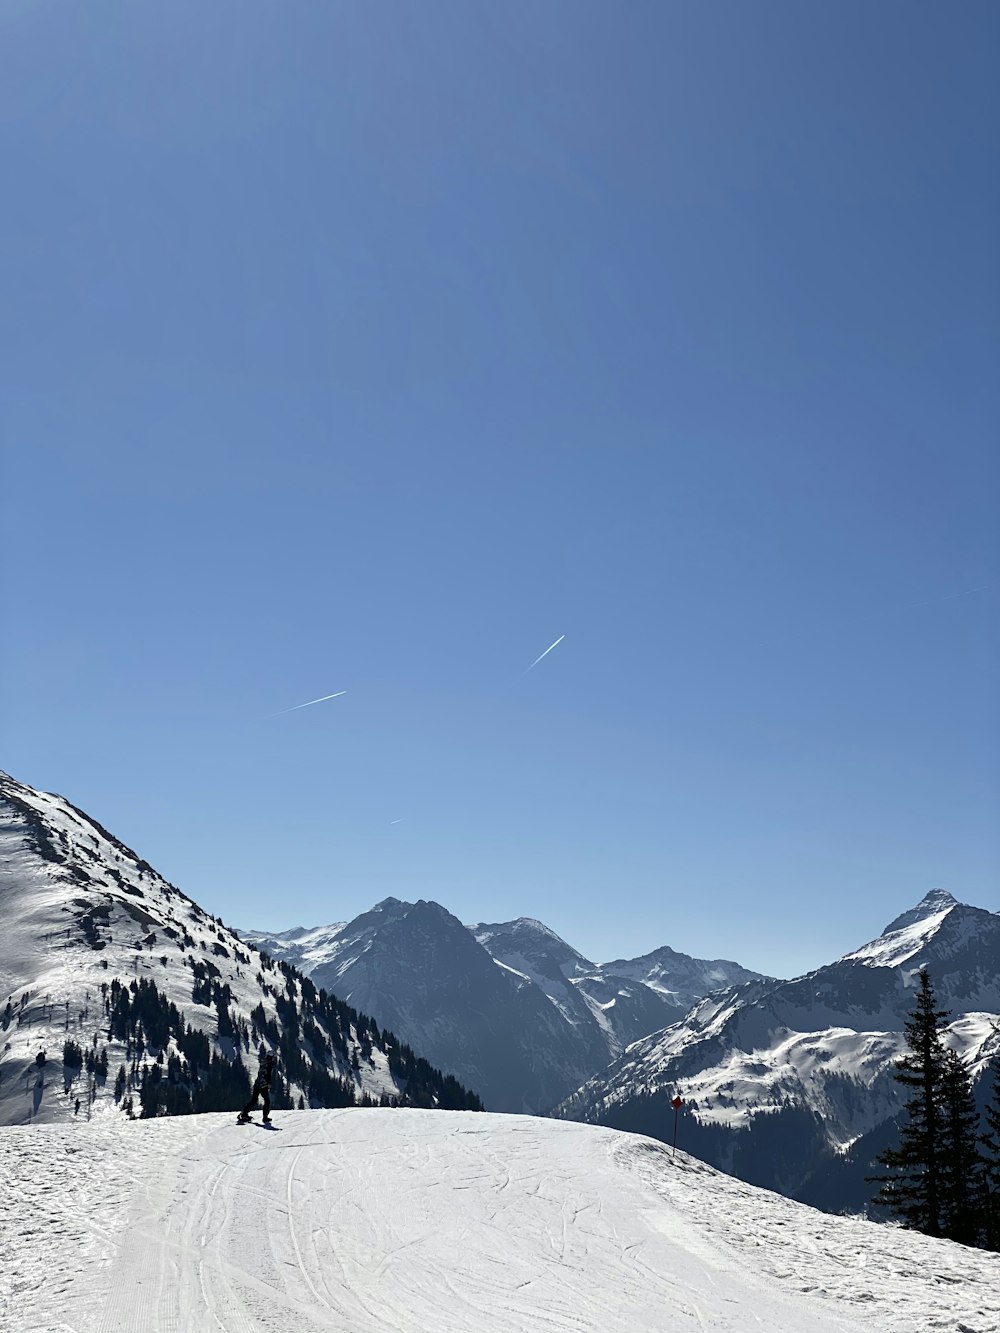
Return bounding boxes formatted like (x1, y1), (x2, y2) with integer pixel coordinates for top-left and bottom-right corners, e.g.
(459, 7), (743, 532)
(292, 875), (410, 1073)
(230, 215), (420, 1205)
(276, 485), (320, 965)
(671, 1095), (683, 1158)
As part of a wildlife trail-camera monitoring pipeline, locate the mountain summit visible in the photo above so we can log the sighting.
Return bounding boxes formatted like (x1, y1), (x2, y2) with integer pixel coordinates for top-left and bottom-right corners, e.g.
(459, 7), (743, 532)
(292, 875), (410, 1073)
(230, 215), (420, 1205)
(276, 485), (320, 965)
(880, 887), (959, 937)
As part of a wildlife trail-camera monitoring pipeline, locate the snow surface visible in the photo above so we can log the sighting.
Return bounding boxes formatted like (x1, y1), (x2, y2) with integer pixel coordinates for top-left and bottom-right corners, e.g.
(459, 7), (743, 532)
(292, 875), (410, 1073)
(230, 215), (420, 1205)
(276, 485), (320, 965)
(237, 921), (349, 974)
(3, 1108), (994, 1333)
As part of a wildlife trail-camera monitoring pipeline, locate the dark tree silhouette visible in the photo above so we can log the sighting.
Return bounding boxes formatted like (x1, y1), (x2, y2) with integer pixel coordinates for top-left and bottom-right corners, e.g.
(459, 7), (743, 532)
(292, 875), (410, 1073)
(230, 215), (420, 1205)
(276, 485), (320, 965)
(939, 1047), (983, 1246)
(871, 970), (950, 1236)
(980, 1042), (1000, 1251)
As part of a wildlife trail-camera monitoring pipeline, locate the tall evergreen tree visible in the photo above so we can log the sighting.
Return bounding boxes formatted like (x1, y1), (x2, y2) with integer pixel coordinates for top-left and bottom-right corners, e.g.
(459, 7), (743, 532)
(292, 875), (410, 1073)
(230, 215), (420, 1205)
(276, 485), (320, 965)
(939, 1047), (983, 1246)
(980, 1045), (1000, 1252)
(871, 970), (950, 1236)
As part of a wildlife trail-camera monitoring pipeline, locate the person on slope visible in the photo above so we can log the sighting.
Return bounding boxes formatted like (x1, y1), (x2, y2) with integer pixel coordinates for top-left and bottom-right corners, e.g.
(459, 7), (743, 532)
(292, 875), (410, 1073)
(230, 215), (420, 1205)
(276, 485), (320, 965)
(238, 1051), (275, 1124)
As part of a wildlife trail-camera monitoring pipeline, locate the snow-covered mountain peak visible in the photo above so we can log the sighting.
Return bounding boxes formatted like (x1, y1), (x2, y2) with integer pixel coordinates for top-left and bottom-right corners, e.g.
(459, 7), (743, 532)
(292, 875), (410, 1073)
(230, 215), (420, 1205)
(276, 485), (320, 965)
(470, 916), (596, 976)
(599, 942), (770, 1009)
(844, 889), (970, 969)
(881, 888), (959, 937)
(504, 917), (584, 949)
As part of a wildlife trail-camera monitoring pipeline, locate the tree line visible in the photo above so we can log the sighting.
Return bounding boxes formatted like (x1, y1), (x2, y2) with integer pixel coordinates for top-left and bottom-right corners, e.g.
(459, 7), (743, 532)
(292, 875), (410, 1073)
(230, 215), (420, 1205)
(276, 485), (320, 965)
(70, 964), (483, 1119)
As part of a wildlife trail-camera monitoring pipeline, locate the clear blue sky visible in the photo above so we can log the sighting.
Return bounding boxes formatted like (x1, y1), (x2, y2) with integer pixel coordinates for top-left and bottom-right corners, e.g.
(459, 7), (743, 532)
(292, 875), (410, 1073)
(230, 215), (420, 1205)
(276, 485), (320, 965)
(3, 1), (997, 979)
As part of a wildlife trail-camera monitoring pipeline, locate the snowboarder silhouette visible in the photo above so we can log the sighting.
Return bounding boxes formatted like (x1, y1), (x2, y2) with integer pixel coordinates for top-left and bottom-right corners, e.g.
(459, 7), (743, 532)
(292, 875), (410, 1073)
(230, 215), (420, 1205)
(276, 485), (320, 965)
(238, 1052), (275, 1124)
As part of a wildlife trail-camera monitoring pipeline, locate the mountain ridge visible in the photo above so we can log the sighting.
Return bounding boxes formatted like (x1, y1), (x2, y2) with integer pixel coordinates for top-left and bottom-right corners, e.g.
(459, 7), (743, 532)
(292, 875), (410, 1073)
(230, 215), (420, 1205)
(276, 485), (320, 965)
(0, 771), (481, 1126)
(241, 903), (770, 1113)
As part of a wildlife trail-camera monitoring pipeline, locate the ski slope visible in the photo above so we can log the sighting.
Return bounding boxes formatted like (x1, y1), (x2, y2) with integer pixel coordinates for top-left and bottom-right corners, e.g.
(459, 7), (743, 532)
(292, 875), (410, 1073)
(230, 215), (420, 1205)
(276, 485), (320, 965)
(2, 1110), (994, 1333)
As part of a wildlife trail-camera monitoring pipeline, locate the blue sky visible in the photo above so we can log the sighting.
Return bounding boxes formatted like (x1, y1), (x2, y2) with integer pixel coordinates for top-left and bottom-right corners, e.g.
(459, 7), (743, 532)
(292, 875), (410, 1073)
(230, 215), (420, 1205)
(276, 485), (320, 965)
(3, 1), (997, 978)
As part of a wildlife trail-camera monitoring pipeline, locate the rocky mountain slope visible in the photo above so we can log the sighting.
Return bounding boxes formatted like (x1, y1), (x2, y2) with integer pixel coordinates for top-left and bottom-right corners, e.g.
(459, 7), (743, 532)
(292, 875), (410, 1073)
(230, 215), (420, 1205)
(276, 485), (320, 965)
(242, 907), (768, 1114)
(248, 899), (596, 1113)
(0, 771), (480, 1126)
(555, 889), (1000, 1214)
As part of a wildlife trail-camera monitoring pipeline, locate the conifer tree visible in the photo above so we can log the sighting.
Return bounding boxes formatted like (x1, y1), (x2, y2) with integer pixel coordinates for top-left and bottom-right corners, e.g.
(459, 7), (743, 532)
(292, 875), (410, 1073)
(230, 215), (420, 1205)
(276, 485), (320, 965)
(871, 970), (950, 1236)
(939, 1047), (983, 1246)
(980, 1046), (1000, 1251)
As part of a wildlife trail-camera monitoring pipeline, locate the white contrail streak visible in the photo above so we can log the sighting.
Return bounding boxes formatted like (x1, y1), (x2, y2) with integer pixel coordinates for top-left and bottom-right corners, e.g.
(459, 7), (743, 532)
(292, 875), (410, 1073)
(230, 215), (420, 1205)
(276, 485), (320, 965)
(909, 582), (994, 609)
(524, 634), (565, 673)
(274, 690), (347, 716)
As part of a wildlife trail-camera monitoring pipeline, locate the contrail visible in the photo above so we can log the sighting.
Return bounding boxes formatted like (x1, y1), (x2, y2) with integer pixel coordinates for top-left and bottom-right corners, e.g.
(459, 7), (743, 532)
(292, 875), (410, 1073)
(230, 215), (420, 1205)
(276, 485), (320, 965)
(389, 819), (404, 825)
(919, 582), (993, 607)
(886, 582), (995, 616)
(273, 690), (346, 716)
(524, 634), (565, 673)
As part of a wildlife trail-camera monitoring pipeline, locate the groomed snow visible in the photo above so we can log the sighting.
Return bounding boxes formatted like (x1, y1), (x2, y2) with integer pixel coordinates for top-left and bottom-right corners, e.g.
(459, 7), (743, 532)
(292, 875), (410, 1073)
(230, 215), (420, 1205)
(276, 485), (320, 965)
(2, 1110), (995, 1333)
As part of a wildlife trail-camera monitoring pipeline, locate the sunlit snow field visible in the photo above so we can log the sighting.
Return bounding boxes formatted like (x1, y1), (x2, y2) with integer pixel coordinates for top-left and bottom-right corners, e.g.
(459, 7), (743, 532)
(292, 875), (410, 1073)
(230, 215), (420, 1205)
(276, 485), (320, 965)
(1, 1109), (995, 1333)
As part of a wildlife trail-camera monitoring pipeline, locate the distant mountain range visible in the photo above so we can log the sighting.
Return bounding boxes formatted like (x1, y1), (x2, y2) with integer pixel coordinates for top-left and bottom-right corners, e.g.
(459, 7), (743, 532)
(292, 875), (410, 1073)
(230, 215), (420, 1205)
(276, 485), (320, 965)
(8, 766), (997, 1225)
(240, 905), (766, 1113)
(554, 888), (1000, 1214)
(0, 771), (480, 1125)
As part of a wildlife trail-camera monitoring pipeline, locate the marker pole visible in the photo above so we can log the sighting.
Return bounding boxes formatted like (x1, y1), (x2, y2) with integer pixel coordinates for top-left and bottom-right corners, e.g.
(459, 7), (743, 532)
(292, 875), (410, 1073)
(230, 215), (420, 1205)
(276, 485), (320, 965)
(671, 1095), (683, 1158)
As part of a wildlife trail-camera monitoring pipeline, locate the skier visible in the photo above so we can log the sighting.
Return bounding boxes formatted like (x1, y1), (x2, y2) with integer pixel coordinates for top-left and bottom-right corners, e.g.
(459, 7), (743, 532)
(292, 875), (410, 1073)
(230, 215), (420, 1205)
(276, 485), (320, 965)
(237, 1051), (275, 1124)
(74, 1098), (80, 1116)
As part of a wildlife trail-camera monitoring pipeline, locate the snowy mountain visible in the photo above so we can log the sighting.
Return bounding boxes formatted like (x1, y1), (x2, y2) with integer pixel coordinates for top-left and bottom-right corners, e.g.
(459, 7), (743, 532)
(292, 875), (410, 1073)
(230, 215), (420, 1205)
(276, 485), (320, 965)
(6, 1107), (998, 1333)
(0, 771), (481, 1126)
(249, 898), (595, 1114)
(556, 889), (1000, 1214)
(234, 921), (348, 975)
(471, 915), (700, 1059)
(241, 907), (767, 1114)
(599, 940), (764, 1012)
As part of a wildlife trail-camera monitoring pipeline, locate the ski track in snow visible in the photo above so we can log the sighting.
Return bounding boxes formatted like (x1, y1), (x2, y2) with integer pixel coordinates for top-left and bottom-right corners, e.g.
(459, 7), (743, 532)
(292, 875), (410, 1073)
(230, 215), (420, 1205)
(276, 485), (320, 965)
(2, 1109), (997, 1333)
